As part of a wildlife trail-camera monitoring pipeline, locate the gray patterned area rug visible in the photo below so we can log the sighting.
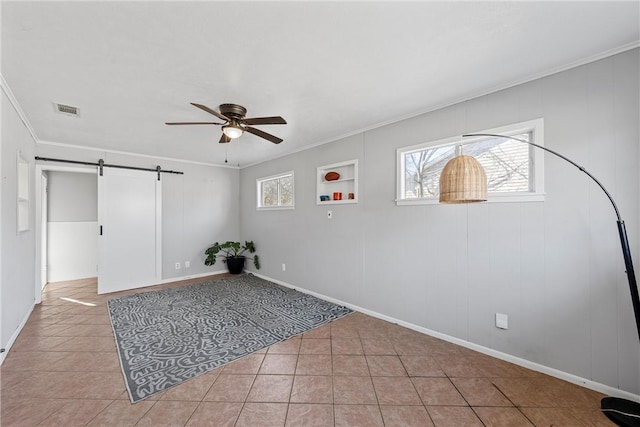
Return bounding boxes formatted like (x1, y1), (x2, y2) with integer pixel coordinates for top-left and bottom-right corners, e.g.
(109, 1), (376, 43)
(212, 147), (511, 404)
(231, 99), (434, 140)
(108, 274), (352, 403)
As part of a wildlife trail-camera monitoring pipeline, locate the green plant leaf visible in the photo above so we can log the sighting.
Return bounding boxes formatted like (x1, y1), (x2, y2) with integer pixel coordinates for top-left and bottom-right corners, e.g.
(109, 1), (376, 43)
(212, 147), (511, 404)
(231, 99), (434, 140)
(204, 240), (260, 269)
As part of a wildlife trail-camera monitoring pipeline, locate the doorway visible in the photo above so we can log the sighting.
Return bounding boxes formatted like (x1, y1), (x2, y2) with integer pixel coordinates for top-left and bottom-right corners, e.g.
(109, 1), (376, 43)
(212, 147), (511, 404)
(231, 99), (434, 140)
(35, 165), (96, 303)
(46, 171), (98, 283)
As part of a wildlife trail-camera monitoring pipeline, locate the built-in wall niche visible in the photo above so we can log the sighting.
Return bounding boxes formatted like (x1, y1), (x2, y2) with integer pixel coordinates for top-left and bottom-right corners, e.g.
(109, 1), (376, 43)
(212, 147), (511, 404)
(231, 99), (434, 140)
(17, 152), (29, 232)
(316, 159), (358, 204)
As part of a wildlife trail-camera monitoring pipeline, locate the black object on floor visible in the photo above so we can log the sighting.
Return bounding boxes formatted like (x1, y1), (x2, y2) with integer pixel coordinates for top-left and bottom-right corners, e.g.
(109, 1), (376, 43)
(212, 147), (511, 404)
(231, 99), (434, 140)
(602, 397), (640, 427)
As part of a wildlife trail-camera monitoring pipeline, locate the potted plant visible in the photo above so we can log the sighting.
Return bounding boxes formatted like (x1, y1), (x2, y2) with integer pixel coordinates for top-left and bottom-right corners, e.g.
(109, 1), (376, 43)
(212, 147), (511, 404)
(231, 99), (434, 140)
(204, 240), (260, 274)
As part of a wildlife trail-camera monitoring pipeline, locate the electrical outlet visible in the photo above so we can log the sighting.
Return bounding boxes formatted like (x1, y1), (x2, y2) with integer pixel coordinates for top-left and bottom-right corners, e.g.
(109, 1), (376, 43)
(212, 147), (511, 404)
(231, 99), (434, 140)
(175, 262), (181, 270)
(495, 313), (508, 329)
(327, 210), (333, 219)
(185, 261), (190, 268)
(282, 263), (286, 271)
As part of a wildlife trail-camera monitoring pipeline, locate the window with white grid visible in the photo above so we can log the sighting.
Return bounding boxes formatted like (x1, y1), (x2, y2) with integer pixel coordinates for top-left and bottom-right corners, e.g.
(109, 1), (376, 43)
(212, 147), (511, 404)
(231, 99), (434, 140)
(396, 119), (545, 205)
(257, 171), (295, 210)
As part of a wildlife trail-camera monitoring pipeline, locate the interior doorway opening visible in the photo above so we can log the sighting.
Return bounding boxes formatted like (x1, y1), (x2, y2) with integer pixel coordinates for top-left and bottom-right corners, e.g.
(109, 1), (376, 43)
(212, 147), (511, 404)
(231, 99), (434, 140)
(35, 164), (96, 303)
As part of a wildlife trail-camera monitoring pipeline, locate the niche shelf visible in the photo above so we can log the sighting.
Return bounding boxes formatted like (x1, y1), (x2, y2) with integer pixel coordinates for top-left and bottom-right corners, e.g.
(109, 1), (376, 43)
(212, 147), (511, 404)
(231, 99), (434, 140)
(316, 159), (358, 205)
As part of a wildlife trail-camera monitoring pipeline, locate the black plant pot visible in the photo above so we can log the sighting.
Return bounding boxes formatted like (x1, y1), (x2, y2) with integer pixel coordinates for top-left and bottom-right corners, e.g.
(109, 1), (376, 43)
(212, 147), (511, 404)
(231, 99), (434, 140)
(226, 256), (246, 275)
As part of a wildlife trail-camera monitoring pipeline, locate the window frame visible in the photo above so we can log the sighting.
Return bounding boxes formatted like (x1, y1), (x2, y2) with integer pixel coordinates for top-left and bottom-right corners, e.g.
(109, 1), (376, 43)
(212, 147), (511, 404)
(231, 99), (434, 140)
(396, 118), (545, 205)
(256, 171), (295, 210)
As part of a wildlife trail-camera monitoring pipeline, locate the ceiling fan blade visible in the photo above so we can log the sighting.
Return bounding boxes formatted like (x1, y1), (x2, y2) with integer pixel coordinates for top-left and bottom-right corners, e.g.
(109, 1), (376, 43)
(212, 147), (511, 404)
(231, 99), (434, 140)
(245, 126), (283, 144)
(219, 134), (231, 144)
(190, 103), (229, 122)
(165, 122), (223, 125)
(244, 116), (287, 126)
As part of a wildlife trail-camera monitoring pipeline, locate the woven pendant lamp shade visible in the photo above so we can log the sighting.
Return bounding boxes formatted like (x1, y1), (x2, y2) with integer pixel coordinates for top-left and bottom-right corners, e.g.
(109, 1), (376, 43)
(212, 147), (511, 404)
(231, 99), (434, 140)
(439, 155), (487, 203)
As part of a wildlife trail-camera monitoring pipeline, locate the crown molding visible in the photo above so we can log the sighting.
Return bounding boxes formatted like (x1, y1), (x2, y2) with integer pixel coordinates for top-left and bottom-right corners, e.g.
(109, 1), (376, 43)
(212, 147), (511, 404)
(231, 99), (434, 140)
(5, 42), (638, 171)
(241, 42), (640, 169)
(37, 139), (239, 170)
(0, 74), (39, 142)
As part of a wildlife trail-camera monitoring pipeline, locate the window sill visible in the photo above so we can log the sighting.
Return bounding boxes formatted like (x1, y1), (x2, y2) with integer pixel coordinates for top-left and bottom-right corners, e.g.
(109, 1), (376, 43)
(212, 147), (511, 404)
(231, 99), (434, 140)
(256, 206), (295, 211)
(396, 193), (545, 206)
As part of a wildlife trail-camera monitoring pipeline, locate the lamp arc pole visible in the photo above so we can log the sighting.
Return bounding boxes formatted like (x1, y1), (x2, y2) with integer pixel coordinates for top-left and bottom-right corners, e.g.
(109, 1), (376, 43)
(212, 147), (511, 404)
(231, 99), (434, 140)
(463, 133), (640, 427)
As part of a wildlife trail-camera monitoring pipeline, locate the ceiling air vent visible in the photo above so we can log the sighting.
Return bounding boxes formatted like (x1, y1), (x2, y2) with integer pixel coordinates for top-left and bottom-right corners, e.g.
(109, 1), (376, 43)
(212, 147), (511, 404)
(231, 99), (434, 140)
(54, 102), (80, 117)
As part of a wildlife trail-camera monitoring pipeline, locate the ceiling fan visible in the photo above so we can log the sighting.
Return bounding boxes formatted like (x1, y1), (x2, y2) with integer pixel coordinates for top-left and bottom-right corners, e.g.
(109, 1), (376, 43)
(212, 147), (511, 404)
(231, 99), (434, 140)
(166, 103), (287, 144)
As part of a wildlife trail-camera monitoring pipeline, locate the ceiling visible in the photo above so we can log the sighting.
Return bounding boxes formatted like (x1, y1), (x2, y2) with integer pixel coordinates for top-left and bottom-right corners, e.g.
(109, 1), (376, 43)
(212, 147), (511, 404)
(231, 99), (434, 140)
(2, 1), (639, 167)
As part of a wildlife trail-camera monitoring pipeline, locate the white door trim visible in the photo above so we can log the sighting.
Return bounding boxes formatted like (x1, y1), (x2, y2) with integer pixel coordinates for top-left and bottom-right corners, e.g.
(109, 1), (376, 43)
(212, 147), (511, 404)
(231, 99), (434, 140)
(40, 173), (48, 289)
(34, 164), (96, 303)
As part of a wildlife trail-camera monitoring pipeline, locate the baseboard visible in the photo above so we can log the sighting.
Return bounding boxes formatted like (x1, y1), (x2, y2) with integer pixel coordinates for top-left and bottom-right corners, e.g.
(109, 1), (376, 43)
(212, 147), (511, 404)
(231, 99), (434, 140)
(0, 302), (35, 366)
(252, 272), (640, 402)
(160, 270), (227, 284)
(98, 271), (227, 295)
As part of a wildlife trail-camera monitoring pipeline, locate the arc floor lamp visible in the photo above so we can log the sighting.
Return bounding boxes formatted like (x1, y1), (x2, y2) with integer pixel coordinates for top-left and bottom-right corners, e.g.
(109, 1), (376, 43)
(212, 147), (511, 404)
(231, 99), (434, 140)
(439, 133), (640, 427)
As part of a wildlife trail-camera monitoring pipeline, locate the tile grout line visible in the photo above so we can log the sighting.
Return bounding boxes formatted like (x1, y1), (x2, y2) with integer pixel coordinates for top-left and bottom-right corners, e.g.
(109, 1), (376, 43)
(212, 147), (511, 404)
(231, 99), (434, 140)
(2, 278), (616, 427)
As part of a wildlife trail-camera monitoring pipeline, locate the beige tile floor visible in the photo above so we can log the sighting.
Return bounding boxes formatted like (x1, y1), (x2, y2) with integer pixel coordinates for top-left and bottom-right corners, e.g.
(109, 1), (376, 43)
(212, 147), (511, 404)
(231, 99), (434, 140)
(0, 276), (616, 426)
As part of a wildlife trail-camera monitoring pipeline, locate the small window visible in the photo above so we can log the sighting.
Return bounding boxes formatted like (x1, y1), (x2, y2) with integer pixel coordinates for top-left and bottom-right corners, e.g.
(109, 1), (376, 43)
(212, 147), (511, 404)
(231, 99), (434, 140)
(397, 119), (544, 204)
(257, 171), (294, 210)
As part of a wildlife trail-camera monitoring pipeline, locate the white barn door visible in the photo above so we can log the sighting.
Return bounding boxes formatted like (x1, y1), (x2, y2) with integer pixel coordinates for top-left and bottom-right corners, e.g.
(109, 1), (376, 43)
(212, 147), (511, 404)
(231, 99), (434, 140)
(98, 167), (161, 294)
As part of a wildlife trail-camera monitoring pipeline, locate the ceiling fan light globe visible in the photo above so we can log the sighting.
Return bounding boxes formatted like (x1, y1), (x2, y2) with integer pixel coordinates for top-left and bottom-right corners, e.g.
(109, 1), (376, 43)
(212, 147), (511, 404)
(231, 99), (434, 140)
(222, 124), (243, 139)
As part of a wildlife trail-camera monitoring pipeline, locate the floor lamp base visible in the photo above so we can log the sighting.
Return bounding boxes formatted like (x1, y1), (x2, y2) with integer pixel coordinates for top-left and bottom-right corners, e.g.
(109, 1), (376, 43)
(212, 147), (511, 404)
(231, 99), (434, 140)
(602, 397), (640, 427)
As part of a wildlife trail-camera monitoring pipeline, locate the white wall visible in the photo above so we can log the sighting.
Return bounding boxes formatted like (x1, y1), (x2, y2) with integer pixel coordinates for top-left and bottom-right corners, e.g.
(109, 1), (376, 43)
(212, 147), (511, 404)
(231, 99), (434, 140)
(47, 171), (98, 282)
(1, 83), (37, 359)
(48, 171), (97, 221)
(34, 144), (241, 282)
(155, 159), (241, 281)
(240, 49), (640, 395)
